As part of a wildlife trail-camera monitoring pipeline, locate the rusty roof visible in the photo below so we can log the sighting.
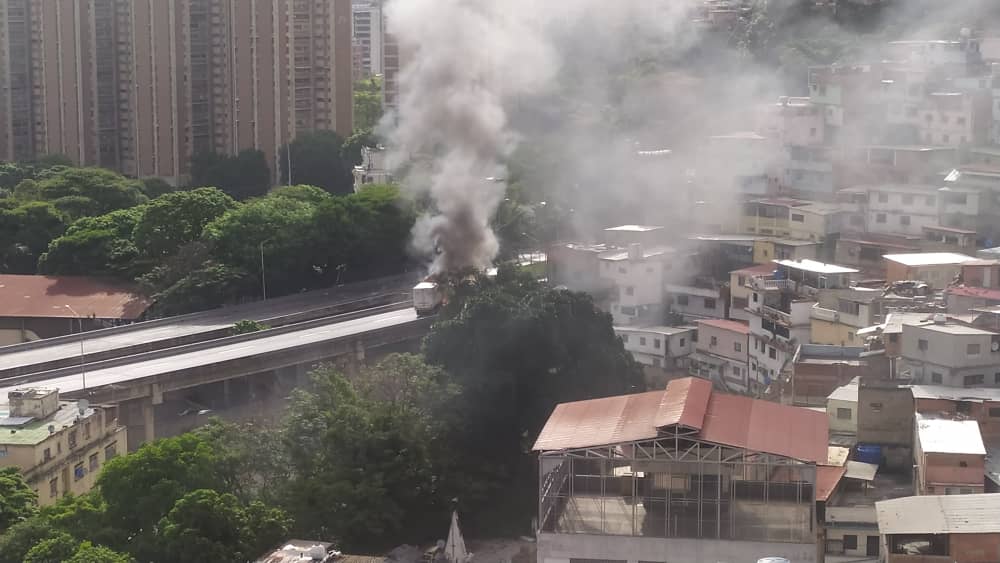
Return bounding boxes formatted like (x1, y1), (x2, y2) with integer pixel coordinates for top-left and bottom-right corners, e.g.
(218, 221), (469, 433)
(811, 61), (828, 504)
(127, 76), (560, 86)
(816, 465), (847, 502)
(534, 377), (828, 463)
(0, 275), (150, 320)
(653, 377), (711, 430)
(696, 318), (750, 335)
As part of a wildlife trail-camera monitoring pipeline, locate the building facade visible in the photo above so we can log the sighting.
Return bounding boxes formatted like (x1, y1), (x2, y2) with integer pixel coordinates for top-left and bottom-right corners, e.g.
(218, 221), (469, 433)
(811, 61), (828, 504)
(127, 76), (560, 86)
(0, 388), (126, 506)
(351, 0), (381, 79)
(0, 0), (353, 184)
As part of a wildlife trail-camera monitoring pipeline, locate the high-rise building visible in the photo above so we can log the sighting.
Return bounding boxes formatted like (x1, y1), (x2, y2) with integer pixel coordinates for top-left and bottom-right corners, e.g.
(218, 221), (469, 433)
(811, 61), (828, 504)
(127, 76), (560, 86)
(0, 0), (353, 185)
(351, 0), (382, 79)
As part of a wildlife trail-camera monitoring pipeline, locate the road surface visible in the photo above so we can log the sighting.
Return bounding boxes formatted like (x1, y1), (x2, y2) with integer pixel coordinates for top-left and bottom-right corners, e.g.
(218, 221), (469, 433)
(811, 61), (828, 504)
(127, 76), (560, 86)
(0, 308), (420, 403)
(0, 274), (416, 376)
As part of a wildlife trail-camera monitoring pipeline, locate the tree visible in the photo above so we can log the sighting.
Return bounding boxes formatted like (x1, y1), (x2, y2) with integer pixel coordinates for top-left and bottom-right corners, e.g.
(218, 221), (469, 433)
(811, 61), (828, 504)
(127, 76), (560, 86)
(133, 188), (237, 259)
(270, 184), (333, 205)
(282, 131), (353, 195)
(192, 420), (289, 506)
(282, 368), (452, 548)
(232, 320), (268, 335)
(157, 489), (290, 563)
(0, 468), (38, 533)
(340, 129), (378, 168)
(38, 207), (145, 277)
(64, 542), (131, 563)
(35, 167), (146, 219)
(0, 518), (59, 563)
(141, 253), (253, 317)
(0, 201), (68, 273)
(353, 77), (384, 132)
(190, 151), (271, 200)
(97, 434), (225, 540)
(23, 532), (77, 563)
(141, 178), (175, 199)
(39, 494), (117, 549)
(422, 268), (643, 532)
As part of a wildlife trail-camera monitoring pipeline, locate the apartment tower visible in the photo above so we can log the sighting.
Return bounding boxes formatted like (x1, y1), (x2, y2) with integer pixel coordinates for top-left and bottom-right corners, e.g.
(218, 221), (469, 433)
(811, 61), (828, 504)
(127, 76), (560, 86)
(350, 0), (381, 79)
(0, 0), (353, 184)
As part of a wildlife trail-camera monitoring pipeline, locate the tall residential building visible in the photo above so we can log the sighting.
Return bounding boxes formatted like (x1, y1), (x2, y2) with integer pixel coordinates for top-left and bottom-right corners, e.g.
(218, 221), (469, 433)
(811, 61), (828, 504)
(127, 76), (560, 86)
(0, 0), (353, 184)
(351, 0), (382, 79)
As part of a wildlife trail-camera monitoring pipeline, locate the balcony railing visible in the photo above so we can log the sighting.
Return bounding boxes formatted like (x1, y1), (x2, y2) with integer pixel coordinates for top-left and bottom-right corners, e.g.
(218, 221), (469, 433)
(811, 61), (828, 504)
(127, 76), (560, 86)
(761, 304), (792, 326)
(811, 305), (839, 322)
(750, 277), (793, 291)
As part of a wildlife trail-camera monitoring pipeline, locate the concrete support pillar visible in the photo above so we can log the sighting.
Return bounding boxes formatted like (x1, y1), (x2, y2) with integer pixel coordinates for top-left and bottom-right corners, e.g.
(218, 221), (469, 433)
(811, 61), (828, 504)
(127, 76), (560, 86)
(222, 378), (232, 408)
(142, 398), (155, 444)
(346, 340), (366, 376)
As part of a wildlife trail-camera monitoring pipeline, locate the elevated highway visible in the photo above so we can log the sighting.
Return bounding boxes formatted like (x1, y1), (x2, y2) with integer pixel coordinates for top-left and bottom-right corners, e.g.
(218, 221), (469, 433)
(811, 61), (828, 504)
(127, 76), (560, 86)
(0, 304), (433, 449)
(0, 273), (418, 378)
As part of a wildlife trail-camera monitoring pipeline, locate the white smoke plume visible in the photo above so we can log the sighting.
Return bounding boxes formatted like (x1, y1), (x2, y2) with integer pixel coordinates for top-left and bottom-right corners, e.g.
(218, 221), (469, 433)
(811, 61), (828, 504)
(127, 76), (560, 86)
(382, 0), (698, 273)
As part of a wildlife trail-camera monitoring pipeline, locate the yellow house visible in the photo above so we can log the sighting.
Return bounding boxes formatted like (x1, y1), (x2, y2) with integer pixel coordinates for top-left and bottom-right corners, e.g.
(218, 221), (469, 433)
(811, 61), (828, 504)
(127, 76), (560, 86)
(752, 238), (820, 264)
(0, 388), (126, 506)
(742, 199), (846, 242)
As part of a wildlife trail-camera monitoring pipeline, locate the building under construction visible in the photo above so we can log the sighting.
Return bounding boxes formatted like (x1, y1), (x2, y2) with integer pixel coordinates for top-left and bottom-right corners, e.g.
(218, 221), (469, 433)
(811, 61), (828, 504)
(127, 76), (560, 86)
(534, 377), (829, 563)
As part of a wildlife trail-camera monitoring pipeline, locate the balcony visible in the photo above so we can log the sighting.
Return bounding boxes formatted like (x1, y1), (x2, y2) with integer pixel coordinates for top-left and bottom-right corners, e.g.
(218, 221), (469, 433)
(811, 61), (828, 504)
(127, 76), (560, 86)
(750, 277), (793, 291)
(811, 304), (839, 322)
(761, 304), (792, 326)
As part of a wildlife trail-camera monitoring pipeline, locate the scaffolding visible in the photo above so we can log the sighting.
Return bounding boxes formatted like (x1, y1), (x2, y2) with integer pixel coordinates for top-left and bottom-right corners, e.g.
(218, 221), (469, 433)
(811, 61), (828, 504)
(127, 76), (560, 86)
(539, 427), (817, 543)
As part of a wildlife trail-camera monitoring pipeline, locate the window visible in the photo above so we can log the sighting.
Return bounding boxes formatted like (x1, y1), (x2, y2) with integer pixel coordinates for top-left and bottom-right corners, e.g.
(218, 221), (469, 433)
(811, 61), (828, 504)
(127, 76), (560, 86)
(791, 213), (805, 222)
(810, 127), (817, 137)
(68, 430), (77, 449)
(870, 402), (883, 412)
(900, 215), (910, 226)
(844, 535), (858, 550)
(918, 339), (928, 351)
(89, 453), (99, 472)
(838, 299), (860, 315)
(625, 286), (634, 297)
(968, 343), (981, 355)
(769, 347), (777, 359)
(653, 358), (661, 368)
(902, 194), (914, 205)
(651, 338), (660, 350)
(679, 338), (686, 347)
(848, 332), (855, 342)
(850, 215), (864, 226)
(837, 408), (852, 420)
(932, 372), (943, 384)
(104, 442), (118, 461)
(752, 292), (759, 303)
(84, 422), (91, 440)
(889, 334), (899, 343)
(676, 295), (689, 306)
(73, 462), (85, 481)
(735, 342), (742, 352)
(49, 478), (58, 498)
(989, 407), (1000, 417)
(710, 336), (718, 347)
(876, 213), (887, 224)
(43, 448), (51, 462)
(621, 334), (629, 343)
(956, 402), (972, 414)
(964, 374), (985, 386)
(620, 306), (636, 316)
(995, 373), (1000, 384)
(877, 193), (889, 203)
(704, 297), (717, 309)
(639, 337), (647, 346)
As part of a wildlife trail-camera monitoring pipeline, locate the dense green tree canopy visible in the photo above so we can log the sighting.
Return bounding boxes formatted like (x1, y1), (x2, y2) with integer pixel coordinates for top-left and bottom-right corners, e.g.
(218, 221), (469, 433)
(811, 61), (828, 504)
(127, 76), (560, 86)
(133, 187), (237, 258)
(64, 542), (132, 563)
(0, 467), (38, 533)
(0, 518), (60, 563)
(353, 77), (384, 132)
(23, 532), (77, 563)
(37, 207), (144, 276)
(190, 150), (271, 200)
(34, 167), (146, 219)
(282, 131), (354, 195)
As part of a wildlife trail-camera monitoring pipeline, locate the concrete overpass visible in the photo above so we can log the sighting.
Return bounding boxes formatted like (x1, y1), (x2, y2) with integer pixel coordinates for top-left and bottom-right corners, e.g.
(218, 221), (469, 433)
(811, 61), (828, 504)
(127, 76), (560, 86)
(0, 304), (433, 449)
(0, 273), (417, 378)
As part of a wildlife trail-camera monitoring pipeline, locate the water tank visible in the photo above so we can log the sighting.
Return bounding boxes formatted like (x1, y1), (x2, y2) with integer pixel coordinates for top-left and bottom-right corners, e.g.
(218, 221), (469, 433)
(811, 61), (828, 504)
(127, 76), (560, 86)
(856, 443), (882, 465)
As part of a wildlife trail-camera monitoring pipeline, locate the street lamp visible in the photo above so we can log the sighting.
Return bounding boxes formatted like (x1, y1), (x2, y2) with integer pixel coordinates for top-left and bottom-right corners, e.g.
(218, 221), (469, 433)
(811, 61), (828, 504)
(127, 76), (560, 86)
(260, 239), (272, 301)
(64, 305), (87, 390)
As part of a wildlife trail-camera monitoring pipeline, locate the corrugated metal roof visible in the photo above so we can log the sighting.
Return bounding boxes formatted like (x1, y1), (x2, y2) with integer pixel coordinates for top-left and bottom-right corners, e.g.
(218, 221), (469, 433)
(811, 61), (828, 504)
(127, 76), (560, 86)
(876, 494), (1000, 535)
(0, 275), (149, 320)
(533, 377), (828, 463)
(845, 461), (879, 481)
(532, 391), (661, 451)
(909, 385), (1000, 402)
(882, 252), (978, 267)
(653, 377), (711, 430)
(916, 414), (986, 455)
(816, 465), (847, 501)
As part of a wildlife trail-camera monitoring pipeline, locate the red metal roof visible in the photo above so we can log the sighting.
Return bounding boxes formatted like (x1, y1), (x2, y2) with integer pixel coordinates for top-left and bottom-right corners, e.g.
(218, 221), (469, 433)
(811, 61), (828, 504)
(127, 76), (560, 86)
(653, 377), (711, 430)
(815, 465), (847, 501)
(947, 286), (1000, 301)
(0, 275), (150, 320)
(697, 318), (750, 335)
(532, 391), (662, 451)
(533, 377), (829, 463)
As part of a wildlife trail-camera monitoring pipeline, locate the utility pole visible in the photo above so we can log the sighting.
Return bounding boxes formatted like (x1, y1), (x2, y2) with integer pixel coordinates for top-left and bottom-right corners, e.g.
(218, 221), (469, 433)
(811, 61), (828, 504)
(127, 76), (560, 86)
(64, 305), (87, 390)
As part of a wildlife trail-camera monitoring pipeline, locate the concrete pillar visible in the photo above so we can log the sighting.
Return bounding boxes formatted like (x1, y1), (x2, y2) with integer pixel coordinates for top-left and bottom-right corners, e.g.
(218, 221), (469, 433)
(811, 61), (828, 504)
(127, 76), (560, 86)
(346, 340), (366, 376)
(142, 398), (155, 444)
(222, 378), (232, 408)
